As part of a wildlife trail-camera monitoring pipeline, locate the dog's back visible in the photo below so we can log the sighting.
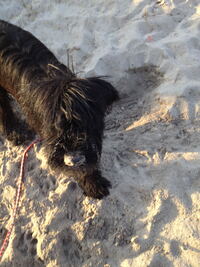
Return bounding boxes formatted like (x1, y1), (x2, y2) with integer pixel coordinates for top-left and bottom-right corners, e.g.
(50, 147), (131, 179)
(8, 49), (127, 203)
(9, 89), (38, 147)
(0, 20), (72, 97)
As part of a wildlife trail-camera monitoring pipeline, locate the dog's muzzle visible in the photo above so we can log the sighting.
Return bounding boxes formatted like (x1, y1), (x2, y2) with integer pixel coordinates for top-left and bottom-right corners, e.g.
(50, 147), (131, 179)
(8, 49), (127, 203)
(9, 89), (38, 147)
(64, 153), (86, 167)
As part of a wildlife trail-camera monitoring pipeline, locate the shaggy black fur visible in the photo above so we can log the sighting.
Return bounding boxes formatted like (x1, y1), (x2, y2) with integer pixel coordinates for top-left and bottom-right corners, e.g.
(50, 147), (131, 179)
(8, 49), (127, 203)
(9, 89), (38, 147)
(0, 20), (119, 199)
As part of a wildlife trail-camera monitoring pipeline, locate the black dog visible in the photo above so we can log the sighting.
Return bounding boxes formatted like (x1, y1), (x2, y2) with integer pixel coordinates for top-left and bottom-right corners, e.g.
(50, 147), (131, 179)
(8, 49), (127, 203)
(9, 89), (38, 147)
(0, 20), (119, 199)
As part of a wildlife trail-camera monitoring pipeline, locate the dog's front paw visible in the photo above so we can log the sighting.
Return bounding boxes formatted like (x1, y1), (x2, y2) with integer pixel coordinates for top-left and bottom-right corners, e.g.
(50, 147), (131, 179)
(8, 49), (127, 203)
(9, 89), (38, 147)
(6, 130), (25, 145)
(78, 170), (111, 199)
(6, 123), (35, 146)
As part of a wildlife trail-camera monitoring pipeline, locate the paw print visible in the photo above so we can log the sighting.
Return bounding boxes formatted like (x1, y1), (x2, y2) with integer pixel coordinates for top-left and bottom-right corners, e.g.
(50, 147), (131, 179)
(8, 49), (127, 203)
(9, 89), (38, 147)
(17, 231), (38, 257)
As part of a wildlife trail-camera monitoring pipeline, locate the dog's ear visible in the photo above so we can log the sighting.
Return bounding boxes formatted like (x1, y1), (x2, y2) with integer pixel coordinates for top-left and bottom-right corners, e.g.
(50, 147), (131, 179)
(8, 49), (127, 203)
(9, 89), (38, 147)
(54, 96), (74, 134)
(88, 77), (119, 107)
(54, 111), (64, 135)
(54, 110), (71, 136)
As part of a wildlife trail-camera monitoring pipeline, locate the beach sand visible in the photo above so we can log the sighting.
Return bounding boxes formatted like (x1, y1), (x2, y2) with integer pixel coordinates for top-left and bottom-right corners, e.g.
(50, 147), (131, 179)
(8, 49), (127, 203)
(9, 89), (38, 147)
(0, 0), (200, 266)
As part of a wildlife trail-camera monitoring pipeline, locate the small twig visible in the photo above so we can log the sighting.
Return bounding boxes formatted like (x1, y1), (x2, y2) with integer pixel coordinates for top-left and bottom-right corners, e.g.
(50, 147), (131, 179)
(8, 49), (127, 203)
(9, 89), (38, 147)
(0, 139), (40, 261)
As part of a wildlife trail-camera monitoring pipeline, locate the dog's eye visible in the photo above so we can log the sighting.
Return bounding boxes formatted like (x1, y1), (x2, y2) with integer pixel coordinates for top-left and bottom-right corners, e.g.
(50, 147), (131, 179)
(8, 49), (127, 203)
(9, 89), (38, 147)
(92, 144), (97, 150)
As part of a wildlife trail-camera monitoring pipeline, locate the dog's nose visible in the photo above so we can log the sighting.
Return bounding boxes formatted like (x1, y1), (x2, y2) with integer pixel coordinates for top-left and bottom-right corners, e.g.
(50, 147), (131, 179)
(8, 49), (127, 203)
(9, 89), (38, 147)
(64, 154), (85, 166)
(73, 156), (84, 164)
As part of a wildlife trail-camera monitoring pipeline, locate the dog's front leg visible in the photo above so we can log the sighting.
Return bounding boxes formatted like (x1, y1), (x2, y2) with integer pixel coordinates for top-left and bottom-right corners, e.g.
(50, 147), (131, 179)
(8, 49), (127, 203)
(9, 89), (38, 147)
(75, 169), (111, 199)
(46, 142), (111, 199)
(0, 87), (34, 145)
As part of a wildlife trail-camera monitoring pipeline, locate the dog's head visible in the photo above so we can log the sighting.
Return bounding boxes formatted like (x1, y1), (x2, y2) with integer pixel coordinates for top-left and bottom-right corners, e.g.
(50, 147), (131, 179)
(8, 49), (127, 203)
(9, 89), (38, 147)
(51, 76), (119, 169)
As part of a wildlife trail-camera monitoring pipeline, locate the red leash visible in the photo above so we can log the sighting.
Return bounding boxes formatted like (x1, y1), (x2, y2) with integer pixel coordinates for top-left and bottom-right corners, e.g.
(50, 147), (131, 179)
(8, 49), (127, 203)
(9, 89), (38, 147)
(0, 139), (40, 261)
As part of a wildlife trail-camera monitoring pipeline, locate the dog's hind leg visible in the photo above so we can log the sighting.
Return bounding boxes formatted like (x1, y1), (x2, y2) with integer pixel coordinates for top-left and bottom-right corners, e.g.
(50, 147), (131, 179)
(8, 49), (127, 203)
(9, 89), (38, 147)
(0, 86), (34, 145)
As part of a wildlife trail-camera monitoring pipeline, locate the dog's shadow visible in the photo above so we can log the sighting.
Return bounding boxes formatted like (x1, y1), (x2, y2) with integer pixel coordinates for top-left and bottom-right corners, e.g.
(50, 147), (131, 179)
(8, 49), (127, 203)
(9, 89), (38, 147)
(99, 67), (200, 265)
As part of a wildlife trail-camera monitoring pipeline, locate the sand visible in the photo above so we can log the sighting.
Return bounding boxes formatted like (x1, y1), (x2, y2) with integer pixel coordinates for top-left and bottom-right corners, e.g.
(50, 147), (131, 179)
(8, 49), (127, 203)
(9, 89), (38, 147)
(0, 0), (200, 266)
